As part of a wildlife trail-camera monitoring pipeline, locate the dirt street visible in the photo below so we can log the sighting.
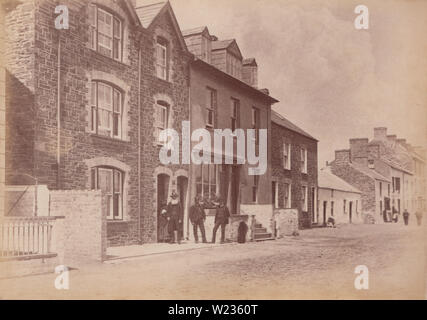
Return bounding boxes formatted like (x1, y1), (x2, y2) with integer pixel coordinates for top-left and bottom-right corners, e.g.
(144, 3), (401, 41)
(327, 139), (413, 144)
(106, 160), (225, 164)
(0, 223), (425, 299)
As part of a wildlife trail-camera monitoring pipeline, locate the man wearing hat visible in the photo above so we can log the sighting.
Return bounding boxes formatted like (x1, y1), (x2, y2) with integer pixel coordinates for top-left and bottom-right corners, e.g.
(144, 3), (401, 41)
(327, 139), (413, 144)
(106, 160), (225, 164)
(212, 198), (230, 244)
(166, 191), (183, 244)
(189, 196), (207, 243)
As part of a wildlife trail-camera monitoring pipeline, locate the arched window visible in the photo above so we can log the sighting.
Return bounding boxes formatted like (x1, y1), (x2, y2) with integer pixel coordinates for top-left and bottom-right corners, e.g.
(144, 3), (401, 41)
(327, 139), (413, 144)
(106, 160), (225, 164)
(91, 166), (123, 220)
(89, 4), (123, 61)
(154, 100), (169, 144)
(90, 81), (123, 139)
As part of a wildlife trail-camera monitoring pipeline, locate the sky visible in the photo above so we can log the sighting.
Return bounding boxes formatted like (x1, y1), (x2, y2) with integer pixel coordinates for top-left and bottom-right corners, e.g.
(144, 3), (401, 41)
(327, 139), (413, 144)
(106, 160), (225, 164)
(163, 0), (427, 167)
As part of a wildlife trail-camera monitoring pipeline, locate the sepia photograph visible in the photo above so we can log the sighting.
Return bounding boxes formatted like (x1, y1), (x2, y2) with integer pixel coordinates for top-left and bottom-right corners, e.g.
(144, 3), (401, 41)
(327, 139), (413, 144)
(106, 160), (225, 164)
(0, 0), (426, 305)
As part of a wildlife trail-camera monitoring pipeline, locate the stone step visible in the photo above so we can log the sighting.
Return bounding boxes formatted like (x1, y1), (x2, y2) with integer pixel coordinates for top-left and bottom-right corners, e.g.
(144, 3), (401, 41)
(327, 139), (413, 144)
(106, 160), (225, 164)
(255, 223), (262, 228)
(254, 227), (267, 234)
(254, 236), (275, 242)
(254, 232), (273, 240)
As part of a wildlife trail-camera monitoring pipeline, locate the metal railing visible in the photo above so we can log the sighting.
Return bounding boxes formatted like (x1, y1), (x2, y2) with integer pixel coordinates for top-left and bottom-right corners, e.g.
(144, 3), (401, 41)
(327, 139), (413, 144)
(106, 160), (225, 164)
(0, 217), (58, 259)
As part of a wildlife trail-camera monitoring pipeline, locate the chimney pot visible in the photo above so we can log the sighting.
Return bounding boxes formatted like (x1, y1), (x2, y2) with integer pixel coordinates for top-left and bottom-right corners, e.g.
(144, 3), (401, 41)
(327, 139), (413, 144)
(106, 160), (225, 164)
(374, 127), (387, 140)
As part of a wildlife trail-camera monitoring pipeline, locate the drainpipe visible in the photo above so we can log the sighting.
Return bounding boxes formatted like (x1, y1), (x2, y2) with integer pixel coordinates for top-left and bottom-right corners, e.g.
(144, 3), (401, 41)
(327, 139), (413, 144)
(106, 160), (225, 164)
(186, 64), (192, 241)
(138, 47), (142, 244)
(56, 39), (61, 189)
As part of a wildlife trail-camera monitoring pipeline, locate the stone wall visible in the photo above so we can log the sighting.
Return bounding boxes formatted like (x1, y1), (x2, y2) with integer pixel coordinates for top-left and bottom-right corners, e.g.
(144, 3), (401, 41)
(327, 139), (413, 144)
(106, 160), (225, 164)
(50, 190), (106, 266)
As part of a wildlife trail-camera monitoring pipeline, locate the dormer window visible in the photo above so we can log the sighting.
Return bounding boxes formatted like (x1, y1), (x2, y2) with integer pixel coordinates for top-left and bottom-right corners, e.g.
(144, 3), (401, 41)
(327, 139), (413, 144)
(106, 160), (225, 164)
(89, 4), (122, 61)
(156, 37), (169, 81)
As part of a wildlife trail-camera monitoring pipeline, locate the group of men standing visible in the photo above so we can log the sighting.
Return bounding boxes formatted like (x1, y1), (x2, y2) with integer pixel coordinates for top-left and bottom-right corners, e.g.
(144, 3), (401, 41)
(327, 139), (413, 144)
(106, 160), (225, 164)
(163, 192), (230, 244)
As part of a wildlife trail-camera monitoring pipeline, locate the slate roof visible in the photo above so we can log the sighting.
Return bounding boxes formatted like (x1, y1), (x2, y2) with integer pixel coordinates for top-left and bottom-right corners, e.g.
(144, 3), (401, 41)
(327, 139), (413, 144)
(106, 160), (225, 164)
(135, 1), (167, 28)
(211, 39), (235, 50)
(319, 167), (362, 194)
(351, 162), (391, 182)
(271, 110), (317, 141)
(181, 26), (208, 37)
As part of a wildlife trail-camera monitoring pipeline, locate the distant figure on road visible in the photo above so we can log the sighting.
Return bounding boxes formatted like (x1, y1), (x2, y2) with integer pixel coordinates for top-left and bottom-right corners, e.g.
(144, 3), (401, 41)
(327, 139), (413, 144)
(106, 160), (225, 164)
(327, 216), (336, 228)
(189, 196), (207, 243)
(415, 211), (423, 226)
(403, 209), (410, 226)
(212, 198), (230, 244)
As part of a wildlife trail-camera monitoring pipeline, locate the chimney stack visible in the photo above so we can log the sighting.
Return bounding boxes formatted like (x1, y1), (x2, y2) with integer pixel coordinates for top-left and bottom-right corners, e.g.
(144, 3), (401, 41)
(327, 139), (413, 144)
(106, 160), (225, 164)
(349, 138), (369, 161)
(374, 127), (387, 140)
(387, 135), (397, 143)
(353, 157), (368, 167)
(242, 58), (258, 88)
(335, 149), (351, 165)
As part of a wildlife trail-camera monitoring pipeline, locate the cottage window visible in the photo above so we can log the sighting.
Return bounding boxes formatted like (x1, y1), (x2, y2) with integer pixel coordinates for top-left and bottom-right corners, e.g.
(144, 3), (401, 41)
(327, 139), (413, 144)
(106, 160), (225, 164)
(90, 81), (122, 139)
(230, 98), (240, 131)
(91, 167), (123, 220)
(154, 100), (169, 145)
(206, 87), (217, 128)
(89, 5), (122, 61)
(331, 201), (334, 216)
(195, 164), (218, 200)
(283, 142), (291, 169)
(301, 186), (308, 211)
(156, 38), (168, 80)
(300, 147), (307, 173)
(343, 199), (347, 214)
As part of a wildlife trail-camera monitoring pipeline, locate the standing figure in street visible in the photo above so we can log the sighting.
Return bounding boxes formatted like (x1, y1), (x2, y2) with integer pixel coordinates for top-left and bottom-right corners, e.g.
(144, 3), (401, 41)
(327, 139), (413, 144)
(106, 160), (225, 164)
(167, 191), (183, 244)
(415, 210), (423, 226)
(212, 198), (230, 244)
(403, 209), (410, 226)
(189, 196), (207, 243)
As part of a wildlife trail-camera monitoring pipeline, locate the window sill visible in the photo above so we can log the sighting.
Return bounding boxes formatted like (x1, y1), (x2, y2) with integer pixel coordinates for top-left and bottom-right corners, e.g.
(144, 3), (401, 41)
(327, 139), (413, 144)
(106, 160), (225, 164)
(89, 133), (130, 144)
(107, 220), (129, 224)
(154, 76), (173, 85)
(88, 47), (130, 67)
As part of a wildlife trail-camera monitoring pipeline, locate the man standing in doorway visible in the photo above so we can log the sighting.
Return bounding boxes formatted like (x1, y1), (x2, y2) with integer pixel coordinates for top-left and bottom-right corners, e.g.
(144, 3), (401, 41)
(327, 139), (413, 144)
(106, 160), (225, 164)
(212, 198), (230, 244)
(167, 191), (183, 244)
(189, 196), (207, 243)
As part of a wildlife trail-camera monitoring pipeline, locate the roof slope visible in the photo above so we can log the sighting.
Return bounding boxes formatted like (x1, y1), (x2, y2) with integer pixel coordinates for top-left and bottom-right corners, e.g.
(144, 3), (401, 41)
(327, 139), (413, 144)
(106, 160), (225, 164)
(135, 1), (166, 28)
(319, 167), (362, 194)
(181, 26), (208, 37)
(271, 110), (317, 141)
(351, 162), (391, 182)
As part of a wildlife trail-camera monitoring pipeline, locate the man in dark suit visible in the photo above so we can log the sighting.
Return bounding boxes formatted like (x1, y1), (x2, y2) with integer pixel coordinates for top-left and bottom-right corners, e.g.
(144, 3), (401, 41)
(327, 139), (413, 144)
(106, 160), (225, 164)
(167, 191), (182, 244)
(189, 196), (207, 243)
(212, 198), (230, 244)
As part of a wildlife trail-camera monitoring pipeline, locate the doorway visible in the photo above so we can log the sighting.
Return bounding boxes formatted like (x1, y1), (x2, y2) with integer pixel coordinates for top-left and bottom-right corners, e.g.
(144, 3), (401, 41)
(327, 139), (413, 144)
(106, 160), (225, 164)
(323, 201), (327, 226)
(349, 201), (353, 223)
(157, 174), (170, 242)
(230, 165), (240, 215)
(177, 176), (188, 240)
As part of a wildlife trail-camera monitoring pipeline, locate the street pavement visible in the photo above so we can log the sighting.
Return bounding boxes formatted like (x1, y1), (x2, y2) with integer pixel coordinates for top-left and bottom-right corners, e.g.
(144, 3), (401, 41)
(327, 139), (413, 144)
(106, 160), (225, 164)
(0, 223), (425, 299)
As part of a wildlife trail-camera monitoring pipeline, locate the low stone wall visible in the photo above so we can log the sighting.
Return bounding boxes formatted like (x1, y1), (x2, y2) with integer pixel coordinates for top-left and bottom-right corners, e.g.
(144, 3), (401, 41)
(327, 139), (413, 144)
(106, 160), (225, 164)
(241, 204), (274, 233)
(50, 190), (107, 267)
(274, 208), (299, 237)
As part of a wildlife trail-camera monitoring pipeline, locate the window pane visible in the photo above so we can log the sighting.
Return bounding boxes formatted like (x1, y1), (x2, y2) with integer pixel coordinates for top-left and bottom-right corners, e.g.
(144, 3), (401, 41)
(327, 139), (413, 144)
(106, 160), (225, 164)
(90, 168), (97, 190)
(113, 90), (120, 113)
(113, 113), (119, 136)
(98, 169), (112, 194)
(113, 18), (121, 38)
(114, 170), (121, 193)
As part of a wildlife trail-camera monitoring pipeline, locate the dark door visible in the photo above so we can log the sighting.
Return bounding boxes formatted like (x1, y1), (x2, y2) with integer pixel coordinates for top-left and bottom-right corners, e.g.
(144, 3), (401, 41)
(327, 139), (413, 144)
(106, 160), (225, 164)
(230, 165), (240, 215)
(177, 176), (188, 240)
(349, 201), (353, 223)
(323, 201), (327, 226)
(157, 174), (170, 242)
